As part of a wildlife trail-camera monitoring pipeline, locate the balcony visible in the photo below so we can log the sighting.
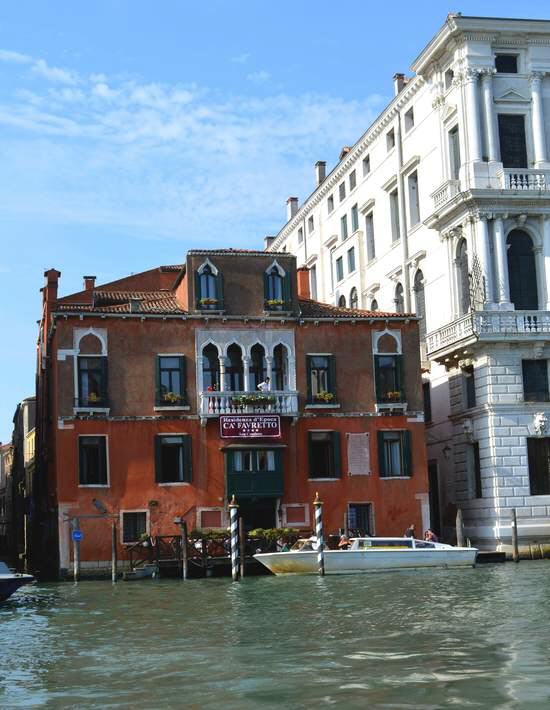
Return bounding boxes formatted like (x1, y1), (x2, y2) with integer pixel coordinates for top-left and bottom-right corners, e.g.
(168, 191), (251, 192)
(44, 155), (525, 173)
(500, 169), (550, 191)
(431, 179), (460, 211)
(426, 310), (550, 360)
(200, 390), (299, 418)
(375, 392), (408, 414)
(226, 471), (284, 498)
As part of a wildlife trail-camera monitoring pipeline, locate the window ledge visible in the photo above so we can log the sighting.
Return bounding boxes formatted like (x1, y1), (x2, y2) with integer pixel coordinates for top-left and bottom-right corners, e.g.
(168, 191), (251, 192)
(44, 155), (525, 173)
(157, 482), (191, 486)
(375, 402), (408, 413)
(307, 477), (340, 481)
(263, 310), (293, 317)
(305, 403), (341, 409)
(154, 406), (191, 412)
(78, 484), (110, 488)
(380, 476), (412, 481)
(73, 407), (110, 415)
(195, 309), (225, 315)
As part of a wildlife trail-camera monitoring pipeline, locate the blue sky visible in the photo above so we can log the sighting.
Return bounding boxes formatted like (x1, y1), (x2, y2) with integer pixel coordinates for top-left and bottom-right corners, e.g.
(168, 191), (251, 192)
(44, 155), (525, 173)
(1, 0), (549, 441)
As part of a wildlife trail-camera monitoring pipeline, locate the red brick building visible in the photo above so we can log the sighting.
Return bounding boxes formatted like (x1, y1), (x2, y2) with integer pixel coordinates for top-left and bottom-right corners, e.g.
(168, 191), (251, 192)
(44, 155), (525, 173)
(35, 249), (429, 576)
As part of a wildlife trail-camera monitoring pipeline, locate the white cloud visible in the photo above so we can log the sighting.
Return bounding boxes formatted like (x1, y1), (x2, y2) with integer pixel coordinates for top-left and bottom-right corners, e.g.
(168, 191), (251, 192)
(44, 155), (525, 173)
(246, 70), (271, 84)
(0, 49), (32, 64)
(232, 53), (250, 64)
(31, 58), (78, 85)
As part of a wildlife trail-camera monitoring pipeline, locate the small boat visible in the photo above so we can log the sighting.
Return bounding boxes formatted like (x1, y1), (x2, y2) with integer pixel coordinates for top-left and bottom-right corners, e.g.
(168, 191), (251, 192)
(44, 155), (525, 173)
(0, 561), (35, 601)
(254, 536), (477, 575)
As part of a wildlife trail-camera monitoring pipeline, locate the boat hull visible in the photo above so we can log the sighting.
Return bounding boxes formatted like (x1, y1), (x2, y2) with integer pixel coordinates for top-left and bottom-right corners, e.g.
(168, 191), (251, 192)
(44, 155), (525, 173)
(0, 575), (34, 602)
(253, 548), (477, 575)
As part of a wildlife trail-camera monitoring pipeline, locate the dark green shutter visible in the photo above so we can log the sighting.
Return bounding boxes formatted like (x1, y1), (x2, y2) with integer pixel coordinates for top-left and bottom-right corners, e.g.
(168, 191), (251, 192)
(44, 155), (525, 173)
(100, 357), (108, 405)
(396, 355), (404, 399)
(328, 355), (337, 397)
(283, 272), (292, 307)
(183, 435), (193, 483)
(306, 355), (313, 402)
(155, 436), (162, 483)
(98, 437), (107, 485)
(308, 432), (314, 478)
(194, 269), (201, 308)
(179, 356), (186, 403)
(263, 271), (269, 305)
(374, 355), (382, 402)
(402, 430), (412, 477)
(331, 431), (341, 478)
(216, 270), (224, 310)
(377, 431), (386, 477)
(78, 438), (85, 485)
(155, 356), (161, 405)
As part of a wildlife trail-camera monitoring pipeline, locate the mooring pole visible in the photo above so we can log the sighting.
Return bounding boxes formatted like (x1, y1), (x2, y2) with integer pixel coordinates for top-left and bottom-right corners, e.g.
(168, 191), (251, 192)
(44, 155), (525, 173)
(72, 517), (81, 583)
(111, 521), (117, 583)
(181, 520), (188, 581)
(313, 492), (325, 577)
(511, 508), (519, 563)
(456, 508), (464, 548)
(239, 516), (245, 579)
(229, 495), (240, 582)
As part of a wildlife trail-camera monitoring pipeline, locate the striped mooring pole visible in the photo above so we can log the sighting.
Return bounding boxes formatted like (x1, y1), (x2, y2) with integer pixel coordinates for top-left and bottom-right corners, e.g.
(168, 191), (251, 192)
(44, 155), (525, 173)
(313, 492), (325, 577)
(229, 495), (240, 582)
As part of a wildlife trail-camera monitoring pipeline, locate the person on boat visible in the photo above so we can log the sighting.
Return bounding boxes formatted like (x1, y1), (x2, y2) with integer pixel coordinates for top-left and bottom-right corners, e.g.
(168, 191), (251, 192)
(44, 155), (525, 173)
(404, 523), (416, 538)
(424, 529), (438, 543)
(338, 534), (350, 549)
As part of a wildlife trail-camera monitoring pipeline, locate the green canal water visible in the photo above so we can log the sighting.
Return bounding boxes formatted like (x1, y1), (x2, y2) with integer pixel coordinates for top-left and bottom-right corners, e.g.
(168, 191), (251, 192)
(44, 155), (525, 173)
(2, 563), (550, 709)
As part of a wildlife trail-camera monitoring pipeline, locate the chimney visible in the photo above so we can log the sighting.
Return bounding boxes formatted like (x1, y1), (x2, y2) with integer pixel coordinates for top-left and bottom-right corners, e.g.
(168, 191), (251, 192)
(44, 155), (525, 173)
(297, 266), (310, 300)
(43, 268), (61, 304)
(130, 298), (142, 313)
(315, 161), (326, 186)
(393, 73), (407, 96)
(264, 235), (275, 250)
(286, 197), (298, 221)
(83, 275), (96, 292)
(339, 146), (351, 161)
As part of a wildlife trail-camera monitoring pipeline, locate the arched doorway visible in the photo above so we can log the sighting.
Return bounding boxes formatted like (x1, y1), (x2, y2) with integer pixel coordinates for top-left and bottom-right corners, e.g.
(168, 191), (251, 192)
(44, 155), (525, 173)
(507, 230), (538, 310)
(202, 344), (220, 390)
(249, 344), (266, 390)
(226, 344), (244, 391)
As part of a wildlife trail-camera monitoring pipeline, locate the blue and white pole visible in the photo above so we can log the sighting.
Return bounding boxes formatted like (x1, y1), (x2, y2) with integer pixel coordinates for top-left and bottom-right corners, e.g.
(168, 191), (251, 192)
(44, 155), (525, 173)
(229, 495), (240, 582)
(313, 492), (325, 577)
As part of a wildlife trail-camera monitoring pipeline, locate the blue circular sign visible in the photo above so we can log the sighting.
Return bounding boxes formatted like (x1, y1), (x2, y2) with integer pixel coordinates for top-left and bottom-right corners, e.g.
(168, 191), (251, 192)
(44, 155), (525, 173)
(72, 529), (84, 541)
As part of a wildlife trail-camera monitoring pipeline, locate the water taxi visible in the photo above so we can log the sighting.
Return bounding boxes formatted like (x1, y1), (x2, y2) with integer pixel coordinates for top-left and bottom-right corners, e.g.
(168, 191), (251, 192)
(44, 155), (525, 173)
(0, 561), (35, 601)
(254, 537), (477, 575)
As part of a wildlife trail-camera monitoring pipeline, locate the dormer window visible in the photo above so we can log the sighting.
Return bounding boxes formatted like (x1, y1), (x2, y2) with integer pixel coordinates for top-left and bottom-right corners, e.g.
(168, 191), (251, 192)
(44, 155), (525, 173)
(264, 261), (290, 311)
(196, 259), (223, 310)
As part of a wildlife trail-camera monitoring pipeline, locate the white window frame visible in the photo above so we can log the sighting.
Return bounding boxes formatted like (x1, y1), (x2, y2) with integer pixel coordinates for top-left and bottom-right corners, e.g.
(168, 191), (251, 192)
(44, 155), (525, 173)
(120, 509), (150, 544)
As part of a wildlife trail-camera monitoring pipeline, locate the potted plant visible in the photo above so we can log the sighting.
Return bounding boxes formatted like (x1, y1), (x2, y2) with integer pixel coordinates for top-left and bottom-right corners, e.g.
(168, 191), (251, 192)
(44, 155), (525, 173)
(313, 391), (335, 403)
(233, 394), (276, 407)
(162, 391), (183, 405)
(266, 298), (285, 310)
(88, 392), (100, 404)
(385, 391), (402, 402)
(199, 297), (218, 307)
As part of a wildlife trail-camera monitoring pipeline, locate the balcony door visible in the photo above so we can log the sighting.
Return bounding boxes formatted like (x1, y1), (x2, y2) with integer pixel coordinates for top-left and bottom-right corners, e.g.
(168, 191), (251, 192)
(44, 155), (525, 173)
(498, 114), (527, 168)
(507, 230), (538, 310)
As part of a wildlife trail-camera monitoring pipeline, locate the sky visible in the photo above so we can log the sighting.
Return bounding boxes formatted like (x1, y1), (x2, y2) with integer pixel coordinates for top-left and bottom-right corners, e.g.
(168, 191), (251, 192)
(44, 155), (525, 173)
(1, 0), (549, 441)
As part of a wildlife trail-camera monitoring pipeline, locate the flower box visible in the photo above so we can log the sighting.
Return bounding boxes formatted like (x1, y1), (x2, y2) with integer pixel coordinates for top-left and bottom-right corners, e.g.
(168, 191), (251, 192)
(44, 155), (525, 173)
(161, 392), (184, 405)
(313, 391), (335, 403)
(232, 394), (276, 407)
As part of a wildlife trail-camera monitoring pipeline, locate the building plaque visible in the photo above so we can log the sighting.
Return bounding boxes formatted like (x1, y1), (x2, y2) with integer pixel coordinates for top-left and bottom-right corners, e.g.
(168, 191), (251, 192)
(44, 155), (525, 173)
(220, 415), (281, 439)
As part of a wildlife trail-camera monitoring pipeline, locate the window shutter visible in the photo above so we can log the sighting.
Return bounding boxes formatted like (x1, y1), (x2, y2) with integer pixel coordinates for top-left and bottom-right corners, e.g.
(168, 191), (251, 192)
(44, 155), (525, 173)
(402, 430), (412, 476)
(155, 356), (161, 405)
(99, 437), (107, 485)
(328, 355), (337, 396)
(307, 432), (314, 478)
(377, 431), (386, 477)
(396, 355), (404, 398)
(78, 439), (85, 485)
(331, 431), (341, 478)
(263, 271), (269, 304)
(216, 271), (224, 310)
(194, 270), (201, 307)
(283, 273), (292, 307)
(374, 356), (382, 402)
(179, 356), (186, 403)
(154, 436), (162, 483)
(306, 355), (313, 402)
(183, 435), (193, 483)
(100, 357), (108, 404)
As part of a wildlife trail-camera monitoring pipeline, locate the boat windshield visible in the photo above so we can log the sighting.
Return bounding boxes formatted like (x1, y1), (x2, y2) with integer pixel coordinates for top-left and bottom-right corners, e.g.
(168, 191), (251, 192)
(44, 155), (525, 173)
(352, 539), (413, 550)
(290, 538), (316, 552)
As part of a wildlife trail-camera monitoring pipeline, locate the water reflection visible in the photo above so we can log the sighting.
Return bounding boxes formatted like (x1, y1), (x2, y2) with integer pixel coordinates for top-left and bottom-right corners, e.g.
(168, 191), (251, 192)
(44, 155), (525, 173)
(1, 563), (550, 708)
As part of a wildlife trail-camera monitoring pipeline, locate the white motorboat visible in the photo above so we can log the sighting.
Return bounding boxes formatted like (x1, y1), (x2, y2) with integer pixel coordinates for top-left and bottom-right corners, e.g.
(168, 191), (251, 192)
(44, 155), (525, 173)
(0, 561), (34, 601)
(254, 537), (477, 575)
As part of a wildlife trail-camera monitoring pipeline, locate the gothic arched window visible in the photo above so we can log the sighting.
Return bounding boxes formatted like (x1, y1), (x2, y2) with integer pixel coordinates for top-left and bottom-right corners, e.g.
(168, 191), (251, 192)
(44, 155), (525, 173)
(394, 283), (405, 313)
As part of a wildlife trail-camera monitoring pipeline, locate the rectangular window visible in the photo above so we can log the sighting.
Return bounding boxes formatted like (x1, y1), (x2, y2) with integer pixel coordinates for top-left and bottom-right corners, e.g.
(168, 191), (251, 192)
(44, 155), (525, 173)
(495, 54), (518, 73)
(462, 365), (476, 409)
(308, 431), (341, 479)
(347, 247), (356, 273)
(423, 381), (432, 424)
(348, 503), (373, 535)
(522, 360), (549, 402)
(122, 511), (147, 544)
(157, 356), (186, 406)
(386, 128), (395, 151)
(77, 356), (108, 408)
(407, 171), (420, 227)
(330, 249), (335, 292)
(351, 203), (359, 232)
(336, 256), (344, 282)
(310, 264), (318, 300)
(404, 107), (414, 131)
(307, 215), (314, 233)
(375, 354), (403, 403)
(297, 227), (304, 244)
(362, 154), (371, 176)
(469, 442), (482, 499)
(340, 214), (348, 240)
(233, 450), (276, 472)
(339, 182), (346, 202)
(449, 126), (461, 180)
(349, 170), (357, 191)
(527, 437), (550, 495)
(365, 213), (375, 261)
(498, 114), (527, 168)
(307, 354), (336, 402)
(445, 68), (454, 90)
(378, 430), (412, 478)
(328, 195), (334, 213)
(155, 434), (192, 483)
(390, 188), (400, 242)
(79, 436), (107, 486)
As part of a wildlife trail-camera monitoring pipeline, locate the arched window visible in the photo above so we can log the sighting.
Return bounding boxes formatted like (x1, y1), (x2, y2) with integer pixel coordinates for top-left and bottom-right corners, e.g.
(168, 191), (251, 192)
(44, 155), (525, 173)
(456, 239), (470, 316)
(250, 344), (266, 390)
(350, 287), (358, 309)
(507, 230), (538, 310)
(265, 261), (287, 309)
(197, 260), (222, 309)
(338, 295), (347, 307)
(370, 299), (379, 312)
(394, 283), (404, 313)
(374, 332), (403, 403)
(202, 344), (220, 391)
(226, 344), (244, 391)
(272, 344), (288, 391)
(414, 270), (426, 341)
(77, 333), (107, 407)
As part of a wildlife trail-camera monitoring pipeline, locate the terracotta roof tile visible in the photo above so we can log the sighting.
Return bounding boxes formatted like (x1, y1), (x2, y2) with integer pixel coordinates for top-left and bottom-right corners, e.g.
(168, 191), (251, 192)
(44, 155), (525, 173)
(56, 290), (186, 315)
(298, 298), (414, 319)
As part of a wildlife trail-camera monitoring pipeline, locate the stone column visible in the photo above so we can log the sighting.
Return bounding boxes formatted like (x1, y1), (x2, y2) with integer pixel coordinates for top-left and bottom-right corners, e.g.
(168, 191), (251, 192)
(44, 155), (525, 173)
(480, 68), (499, 161)
(265, 356), (273, 389)
(242, 356), (250, 392)
(542, 216), (550, 310)
(493, 216), (512, 308)
(464, 68), (483, 163)
(288, 356), (296, 391)
(218, 356), (227, 392)
(475, 215), (495, 307)
(530, 72), (548, 166)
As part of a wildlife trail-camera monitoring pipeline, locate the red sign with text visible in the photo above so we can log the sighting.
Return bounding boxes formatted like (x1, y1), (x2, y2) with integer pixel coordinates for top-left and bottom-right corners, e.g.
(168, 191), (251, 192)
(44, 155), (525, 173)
(220, 415), (281, 439)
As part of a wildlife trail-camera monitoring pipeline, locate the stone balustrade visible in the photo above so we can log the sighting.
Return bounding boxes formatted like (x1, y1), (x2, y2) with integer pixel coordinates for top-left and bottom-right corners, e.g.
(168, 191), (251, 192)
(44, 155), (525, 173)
(200, 390), (299, 417)
(501, 169), (550, 190)
(430, 179), (460, 210)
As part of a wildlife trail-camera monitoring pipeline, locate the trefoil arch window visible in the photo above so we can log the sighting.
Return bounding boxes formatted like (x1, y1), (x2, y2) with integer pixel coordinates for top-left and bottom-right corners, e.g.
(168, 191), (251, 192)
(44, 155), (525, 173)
(196, 259), (223, 310)
(264, 261), (290, 310)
